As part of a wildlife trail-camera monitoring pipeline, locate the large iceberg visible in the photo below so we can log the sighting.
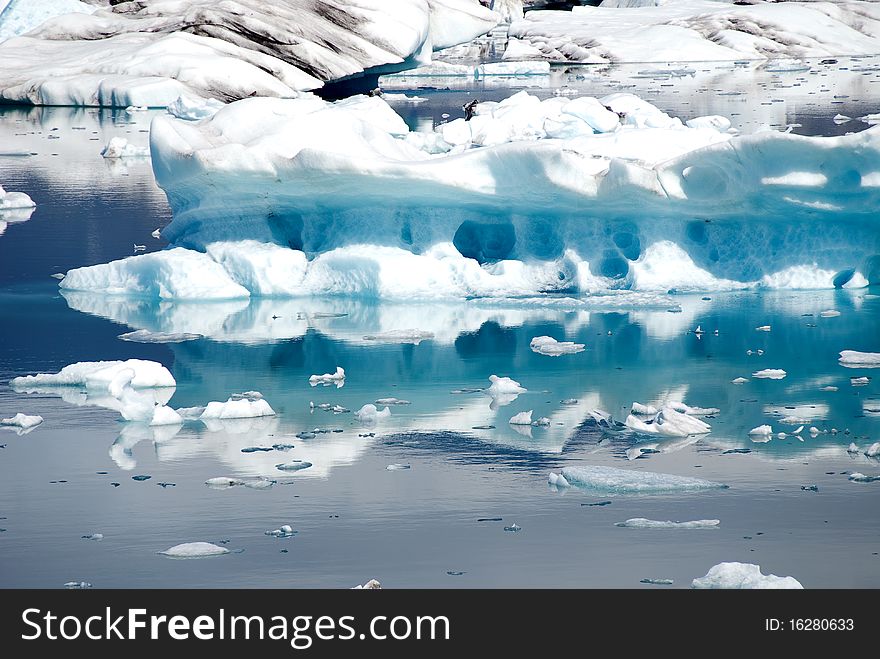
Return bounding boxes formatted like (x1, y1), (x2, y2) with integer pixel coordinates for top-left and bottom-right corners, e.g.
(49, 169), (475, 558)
(0, 0), (498, 106)
(54, 90), (880, 301)
(508, 1), (880, 64)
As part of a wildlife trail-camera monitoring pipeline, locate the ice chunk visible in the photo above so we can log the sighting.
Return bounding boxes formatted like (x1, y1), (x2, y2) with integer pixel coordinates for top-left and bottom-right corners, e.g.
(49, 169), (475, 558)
(386, 463), (411, 471)
(355, 404), (391, 423)
(819, 310), (840, 318)
(624, 406), (711, 438)
(488, 375), (526, 395)
(265, 524), (296, 538)
(631, 402), (658, 416)
(851, 376), (871, 386)
(849, 472), (880, 483)
(275, 461), (313, 472)
(375, 398), (410, 406)
(205, 477), (244, 489)
(81, 533), (103, 541)
(640, 578), (674, 585)
(548, 472), (570, 488)
(752, 369), (786, 380)
(509, 410), (533, 426)
(692, 562), (803, 589)
(101, 137), (149, 159)
(0, 413), (43, 429)
(731, 377), (749, 385)
(532, 416), (551, 427)
(118, 329), (202, 343)
(352, 579), (382, 590)
(362, 329), (434, 345)
(199, 397), (275, 420)
(529, 336), (585, 356)
(615, 518), (720, 529)
(847, 443), (860, 454)
(64, 581), (92, 589)
(159, 542), (230, 558)
(839, 351), (880, 367)
(865, 442), (880, 458)
(552, 465), (727, 494)
(11, 360), (175, 390)
(0, 183), (35, 211)
(309, 367), (345, 387)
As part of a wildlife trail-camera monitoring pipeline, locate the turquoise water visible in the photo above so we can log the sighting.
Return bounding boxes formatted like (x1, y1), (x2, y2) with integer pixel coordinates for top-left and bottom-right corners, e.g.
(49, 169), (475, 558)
(0, 76), (878, 588)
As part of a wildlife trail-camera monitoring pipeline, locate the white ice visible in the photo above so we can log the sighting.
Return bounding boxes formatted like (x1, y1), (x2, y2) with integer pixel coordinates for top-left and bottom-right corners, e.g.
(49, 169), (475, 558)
(101, 137), (149, 159)
(752, 369), (787, 380)
(691, 562), (803, 589)
(199, 397), (276, 421)
(488, 375), (526, 395)
(529, 336), (585, 356)
(362, 329), (434, 345)
(159, 542), (230, 558)
(10, 359), (175, 390)
(839, 350), (880, 367)
(0, 183), (36, 211)
(550, 465), (726, 493)
(509, 410), (533, 425)
(309, 367), (346, 387)
(0, 412), (43, 429)
(355, 404), (392, 423)
(352, 579), (382, 590)
(624, 406), (711, 437)
(615, 518), (720, 529)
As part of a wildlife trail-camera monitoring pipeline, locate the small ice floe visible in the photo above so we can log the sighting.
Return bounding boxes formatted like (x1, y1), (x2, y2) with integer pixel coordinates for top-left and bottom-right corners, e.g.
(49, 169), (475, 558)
(752, 369), (786, 379)
(81, 533), (104, 541)
(532, 416), (551, 427)
(779, 415), (809, 425)
(355, 404), (391, 423)
(847, 443), (860, 454)
(375, 398), (410, 406)
(118, 329), (201, 343)
(509, 410), (533, 426)
(205, 476), (244, 489)
(641, 578), (673, 585)
(386, 463), (411, 471)
(839, 350), (880, 367)
(560, 398), (579, 405)
(352, 579), (382, 590)
(362, 329), (434, 345)
(692, 325), (705, 336)
(809, 426), (820, 436)
(631, 402), (657, 416)
(198, 396), (275, 420)
(503, 523), (522, 532)
(529, 336), (585, 356)
(615, 518), (720, 530)
(548, 466), (726, 494)
(849, 472), (880, 483)
(265, 525), (296, 538)
(755, 325), (771, 332)
(624, 406), (711, 438)
(295, 431), (316, 440)
(275, 461), (313, 472)
(243, 478), (276, 490)
(548, 472), (570, 488)
(820, 385), (838, 392)
(801, 485), (818, 492)
(0, 184), (36, 211)
(64, 582), (92, 589)
(159, 542), (230, 558)
(746, 349), (765, 356)
(487, 375), (526, 396)
(309, 366), (345, 387)
(819, 309), (841, 318)
(692, 562), (803, 589)
(101, 137), (149, 158)
(11, 359), (175, 389)
(731, 377), (749, 385)
(832, 114), (851, 124)
(50, 273), (65, 280)
(151, 228), (162, 239)
(0, 413), (43, 429)
(851, 376), (871, 386)
(134, 244), (147, 252)
(125, 105), (148, 113)
(865, 442), (880, 458)
(859, 113), (880, 124)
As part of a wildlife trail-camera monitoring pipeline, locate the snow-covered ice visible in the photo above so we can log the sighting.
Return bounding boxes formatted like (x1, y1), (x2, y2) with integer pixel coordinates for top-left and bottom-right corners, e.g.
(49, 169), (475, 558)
(509, 410), (533, 425)
(11, 360), (175, 390)
(488, 375), (526, 396)
(839, 350), (880, 367)
(0, 183), (36, 212)
(624, 406), (711, 437)
(692, 562), (803, 589)
(753, 369), (787, 380)
(159, 542), (230, 558)
(549, 465), (727, 493)
(529, 336), (585, 356)
(355, 404), (392, 423)
(615, 518), (720, 529)
(309, 367), (346, 387)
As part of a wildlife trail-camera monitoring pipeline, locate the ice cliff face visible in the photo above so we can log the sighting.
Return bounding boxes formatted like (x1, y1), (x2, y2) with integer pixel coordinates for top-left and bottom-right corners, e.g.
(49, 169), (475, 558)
(55, 90), (879, 301)
(0, 0), (499, 106)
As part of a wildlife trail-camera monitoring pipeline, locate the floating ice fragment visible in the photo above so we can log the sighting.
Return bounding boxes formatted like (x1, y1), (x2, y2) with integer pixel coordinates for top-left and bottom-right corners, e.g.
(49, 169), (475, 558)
(560, 399), (579, 405)
(624, 406), (711, 437)
(755, 325), (771, 332)
(275, 461), (313, 472)
(551, 466), (726, 494)
(11, 359), (175, 389)
(118, 329), (201, 343)
(64, 582), (92, 589)
(309, 367), (345, 387)
(159, 542), (230, 558)
(819, 310), (840, 318)
(488, 375), (526, 395)
(641, 578), (674, 585)
(532, 417), (551, 427)
(849, 472), (880, 483)
(355, 404), (391, 423)
(529, 336), (585, 356)
(631, 402), (658, 416)
(386, 464), (411, 471)
(265, 525), (296, 538)
(0, 184), (36, 211)
(375, 398), (410, 406)
(839, 351), (880, 367)
(752, 369), (786, 379)
(503, 523), (522, 532)
(832, 114), (851, 124)
(199, 397), (275, 420)
(101, 137), (149, 159)
(509, 411), (533, 426)
(81, 533), (104, 541)
(548, 472), (570, 488)
(692, 562), (802, 589)
(865, 442), (880, 458)
(151, 228), (162, 239)
(615, 518), (719, 529)
(731, 377), (749, 385)
(847, 443), (860, 454)
(0, 413), (43, 429)
(352, 579), (381, 590)
(851, 377), (871, 386)
(820, 386), (838, 392)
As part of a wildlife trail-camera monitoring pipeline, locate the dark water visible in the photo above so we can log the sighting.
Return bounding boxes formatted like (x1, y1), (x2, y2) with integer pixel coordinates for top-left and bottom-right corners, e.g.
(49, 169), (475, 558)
(1, 78), (879, 589)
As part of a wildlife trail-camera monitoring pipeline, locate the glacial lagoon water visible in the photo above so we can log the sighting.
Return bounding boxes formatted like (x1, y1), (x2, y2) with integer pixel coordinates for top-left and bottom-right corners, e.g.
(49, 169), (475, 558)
(1, 61), (879, 588)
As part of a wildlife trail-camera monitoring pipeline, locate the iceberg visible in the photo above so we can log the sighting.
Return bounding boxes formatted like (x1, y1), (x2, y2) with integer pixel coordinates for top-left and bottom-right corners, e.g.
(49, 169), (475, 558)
(199, 397), (275, 421)
(0, 412), (43, 429)
(691, 562), (803, 590)
(352, 579), (382, 590)
(0, 0), (498, 107)
(865, 442), (880, 458)
(159, 542), (230, 559)
(488, 375), (526, 396)
(549, 465), (727, 494)
(839, 350), (880, 367)
(508, 1), (880, 64)
(0, 183), (35, 211)
(529, 336), (585, 356)
(10, 359), (175, 390)
(615, 518), (720, 529)
(309, 367), (346, 387)
(355, 404), (392, 423)
(509, 410), (533, 425)
(752, 369), (787, 380)
(624, 406), (711, 438)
